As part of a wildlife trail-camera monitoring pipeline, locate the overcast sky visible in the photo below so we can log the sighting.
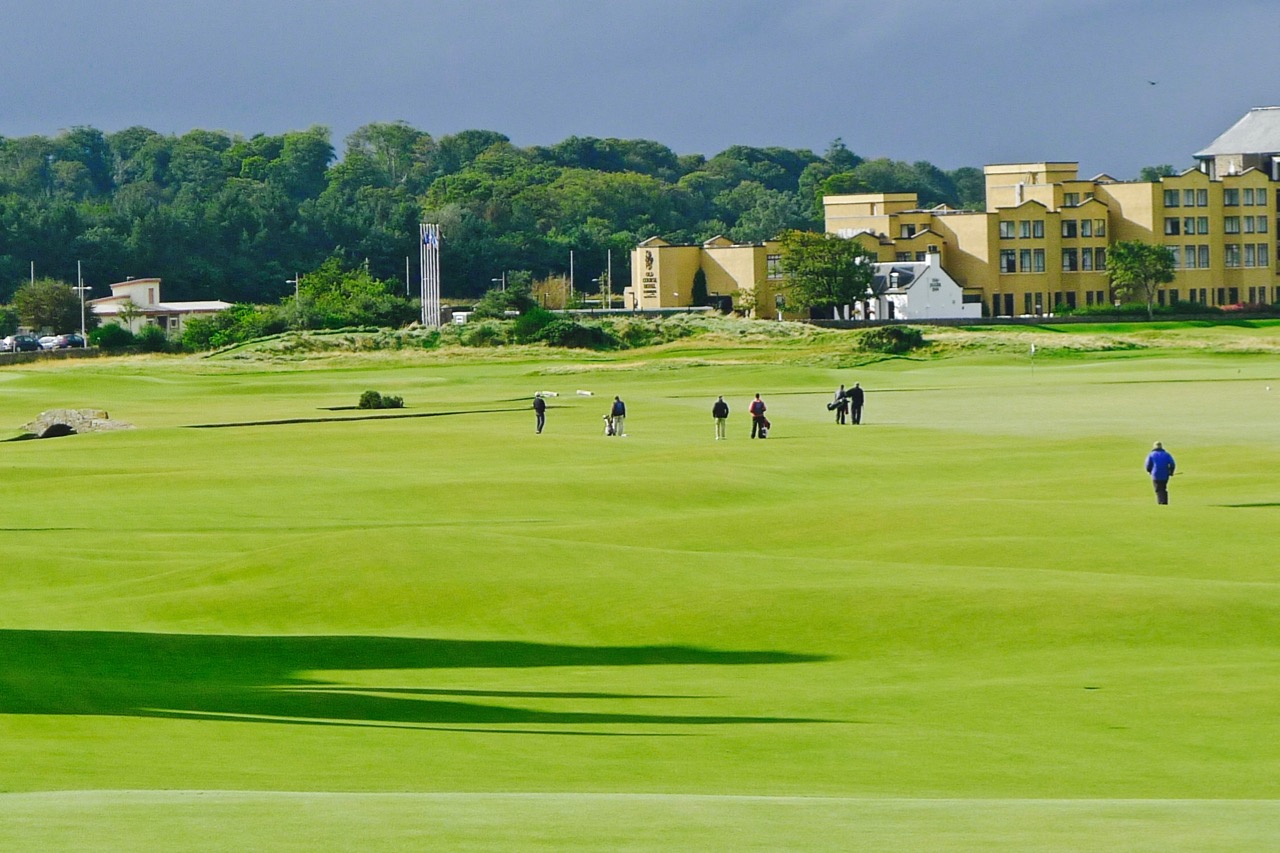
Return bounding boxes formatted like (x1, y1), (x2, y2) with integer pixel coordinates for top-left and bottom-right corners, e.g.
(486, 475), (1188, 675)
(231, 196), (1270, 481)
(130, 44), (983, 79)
(2, 0), (1276, 179)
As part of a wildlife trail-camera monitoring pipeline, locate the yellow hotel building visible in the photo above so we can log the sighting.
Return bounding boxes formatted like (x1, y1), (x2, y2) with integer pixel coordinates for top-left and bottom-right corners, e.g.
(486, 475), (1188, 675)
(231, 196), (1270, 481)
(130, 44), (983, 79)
(631, 108), (1280, 317)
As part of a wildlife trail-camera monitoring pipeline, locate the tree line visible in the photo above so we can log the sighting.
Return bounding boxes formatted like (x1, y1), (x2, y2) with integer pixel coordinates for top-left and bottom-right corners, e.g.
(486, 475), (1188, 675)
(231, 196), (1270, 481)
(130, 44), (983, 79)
(0, 123), (987, 306)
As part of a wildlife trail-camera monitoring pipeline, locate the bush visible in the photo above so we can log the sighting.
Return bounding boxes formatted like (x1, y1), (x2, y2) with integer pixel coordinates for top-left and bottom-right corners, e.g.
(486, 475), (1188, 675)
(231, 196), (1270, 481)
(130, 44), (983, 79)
(859, 325), (925, 354)
(89, 323), (135, 349)
(461, 321), (508, 347)
(511, 306), (557, 343)
(358, 390), (405, 410)
(535, 318), (617, 350)
(135, 324), (172, 352)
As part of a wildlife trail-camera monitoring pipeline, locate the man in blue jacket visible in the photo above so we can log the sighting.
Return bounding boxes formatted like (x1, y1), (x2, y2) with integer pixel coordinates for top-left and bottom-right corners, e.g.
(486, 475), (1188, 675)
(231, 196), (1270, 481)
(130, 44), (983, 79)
(1144, 441), (1176, 504)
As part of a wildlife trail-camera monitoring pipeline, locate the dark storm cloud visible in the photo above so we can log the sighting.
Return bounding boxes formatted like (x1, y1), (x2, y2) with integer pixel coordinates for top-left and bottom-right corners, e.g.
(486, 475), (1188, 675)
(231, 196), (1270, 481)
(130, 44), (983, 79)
(2, 0), (1277, 178)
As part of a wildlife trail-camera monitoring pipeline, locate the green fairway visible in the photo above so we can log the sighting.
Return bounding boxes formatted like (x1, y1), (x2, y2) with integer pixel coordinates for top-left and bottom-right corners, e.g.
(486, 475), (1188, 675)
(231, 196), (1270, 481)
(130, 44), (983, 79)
(2, 324), (1279, 850)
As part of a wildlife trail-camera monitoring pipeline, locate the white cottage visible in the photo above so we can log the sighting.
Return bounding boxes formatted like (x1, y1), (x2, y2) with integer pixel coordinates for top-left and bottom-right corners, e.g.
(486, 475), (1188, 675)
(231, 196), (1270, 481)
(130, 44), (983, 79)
(870, 252), (981, 321)
(89, 278), (232, 335)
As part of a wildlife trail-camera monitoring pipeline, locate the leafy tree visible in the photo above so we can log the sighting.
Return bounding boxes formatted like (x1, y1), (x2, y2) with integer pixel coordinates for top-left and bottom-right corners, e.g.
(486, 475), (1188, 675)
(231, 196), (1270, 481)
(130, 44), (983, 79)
(1109, 240), (1175, 320)
(296, 256), (415, 328)
(691, 269), (709, 306)
(11, 278), (89, 332)
(1139, 164), (1177, 182)
(777, 230), (874, 318)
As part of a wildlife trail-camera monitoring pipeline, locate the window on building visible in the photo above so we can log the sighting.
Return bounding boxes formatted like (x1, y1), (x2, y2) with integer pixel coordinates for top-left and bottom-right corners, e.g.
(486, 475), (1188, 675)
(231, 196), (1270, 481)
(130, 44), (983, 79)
(1170, 246), (1182, 268)
(1184, 189), (1195, 206)
(1062, 220), (1078, 238)
(1225, 216), (1241, 234)
(1086, 291), (1095, 306)
(1081, 219), (1093, 237)
(1258, 216), (1268, 234)
(1033, 248), (1045, 272)
(1095, 248), (1107, 270)
(1183, 217), (1195, 235)
(1063, 192), (1080, 206)
(915, 252), (926, 262)
(1062, 249), (1079, 271)
(1259, 244), (1270, 267)
(1019, 220), (1031, 238)
(1229, 287), (1239, 304)
(1169, 289), (1179, 304)
(1081, 248), (1094, 271)
(1225, 188), (1240, 206)
(766, 254), (782, 279)
(895, 252), (912, 261)
(1197, 217), (1209, 234)
(1225, 244), (1241, 267)
(1000, 249), (1017, 273)
(1198, 245), (1210, 268)
(1032, 220), (1045, 238)
(1183, 244), (1197, 269)
(1024, 293), (1034, 314)
(1163, 189), (1180, 207)
(1164, 218), (1180, 236)
(1019, 249), (1032, 272)
(1094, 219), (1106, 236)
(999, 221), (1015, 239)
(1244, 188), (1255, 205)
(900, 224), (917, 238)
(1157, 290), (1166, 306)
(1245, 244), (1256, 267)
(1245, 216), (1256, 233)
(1197, 189), (1209, 207)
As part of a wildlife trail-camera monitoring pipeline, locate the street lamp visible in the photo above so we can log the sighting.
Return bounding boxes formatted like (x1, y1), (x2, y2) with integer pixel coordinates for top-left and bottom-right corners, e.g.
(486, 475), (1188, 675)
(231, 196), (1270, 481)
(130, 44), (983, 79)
(72, 260), (90, 341)
(285, 274), (302, 327)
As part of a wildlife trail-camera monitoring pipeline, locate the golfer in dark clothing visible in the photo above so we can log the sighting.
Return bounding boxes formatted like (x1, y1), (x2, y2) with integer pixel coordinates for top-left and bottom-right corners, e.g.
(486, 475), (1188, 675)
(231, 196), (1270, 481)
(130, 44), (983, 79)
(532, 395), (546, 434)
(1145, 441), (1176, 504)
(712, 395), (729, 440)
(749, 394), (767, 439)
(849, 382), (864, 424)
(611, 396), (626, 437)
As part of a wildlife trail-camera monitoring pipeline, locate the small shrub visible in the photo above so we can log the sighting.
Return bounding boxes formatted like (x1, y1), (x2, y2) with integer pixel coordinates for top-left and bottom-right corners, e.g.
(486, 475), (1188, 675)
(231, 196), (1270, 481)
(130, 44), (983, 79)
(859, 325), (925, 354)
(89, 323), (135, 349)
(461, 321), (507, 347)
(358, 391), (406, 410)
(512, 306), (556, 343)
(136, 324), (172, 352)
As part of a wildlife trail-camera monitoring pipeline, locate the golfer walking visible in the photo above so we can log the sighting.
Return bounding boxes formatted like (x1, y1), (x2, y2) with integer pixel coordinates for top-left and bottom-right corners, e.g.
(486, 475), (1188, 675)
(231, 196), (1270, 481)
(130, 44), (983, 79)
(712, 395), (729, 440)
(849, 382), (864, 424)
(749, 394), (767, 439)
(611, 396), (627, 437)
(1144, 441), (1176, 504)
(532, 394), (546, 434)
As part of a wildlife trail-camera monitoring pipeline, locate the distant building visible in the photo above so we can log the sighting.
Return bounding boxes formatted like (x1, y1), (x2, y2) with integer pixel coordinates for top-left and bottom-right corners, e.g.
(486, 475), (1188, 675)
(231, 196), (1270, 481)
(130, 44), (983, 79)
(874, 252), (982, 321)
(629, 236), (789, 318)
(89, 278), (232, 335)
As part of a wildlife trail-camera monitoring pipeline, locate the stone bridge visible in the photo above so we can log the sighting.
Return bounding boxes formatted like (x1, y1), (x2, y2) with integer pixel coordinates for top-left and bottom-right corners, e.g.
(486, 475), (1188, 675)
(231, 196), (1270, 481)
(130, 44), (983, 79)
(20, 409), (135, 438)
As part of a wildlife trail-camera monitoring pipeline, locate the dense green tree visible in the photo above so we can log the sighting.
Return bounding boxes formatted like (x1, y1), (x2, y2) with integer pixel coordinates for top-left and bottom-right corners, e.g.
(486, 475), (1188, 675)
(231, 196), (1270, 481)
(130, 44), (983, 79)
(11, 277), (91, 332)
(1109, 240), (1175, 320)
(1139, 164), (1177, 182)
(777, 230), (875, 318)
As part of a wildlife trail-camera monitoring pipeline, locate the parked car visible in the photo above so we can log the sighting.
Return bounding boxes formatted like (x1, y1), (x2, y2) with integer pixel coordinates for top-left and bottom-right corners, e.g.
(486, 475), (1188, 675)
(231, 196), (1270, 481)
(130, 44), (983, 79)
(38, 335), (58, 350)
(0, 334), (42, 352)
(52, 333), (86, 349)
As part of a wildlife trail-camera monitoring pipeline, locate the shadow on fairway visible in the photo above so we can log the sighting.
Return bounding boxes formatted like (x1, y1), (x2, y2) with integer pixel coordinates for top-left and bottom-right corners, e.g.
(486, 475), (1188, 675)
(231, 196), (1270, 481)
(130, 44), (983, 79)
(185, 407), (522, 429)
(1216, 502), (1280, 508)
(0, 631), (829, 732)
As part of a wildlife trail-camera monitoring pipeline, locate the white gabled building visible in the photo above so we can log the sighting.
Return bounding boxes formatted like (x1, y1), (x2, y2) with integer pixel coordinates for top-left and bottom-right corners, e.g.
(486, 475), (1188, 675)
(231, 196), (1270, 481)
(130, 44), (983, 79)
(871, 251), (981, 321)
(89, 278), (232, 335)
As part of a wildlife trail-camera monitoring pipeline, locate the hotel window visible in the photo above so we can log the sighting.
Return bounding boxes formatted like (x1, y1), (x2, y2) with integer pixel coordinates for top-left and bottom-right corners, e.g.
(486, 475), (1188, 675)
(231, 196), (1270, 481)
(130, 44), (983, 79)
(1033, 249), (1045, 272)
(1024, 293), (1034, 314)
(1198, 245), (1210, 268)
(1245, 244), (1257, 267)
(1258, 216), (1268, 234)
(1245, 216), (1256, 234)
(1086, 291), (1095, 306)
(1000, 249), (1017, 273)
(1062, 219), (1078, 238)
(1062, 248), (1079, 271)
(1183, 217), (1195, 234)
(1225, 216), (1240, 234)
(1081, 248), (1094, 271)
(1244, 188), (1255, 205)
(1063, 192), (1080, 206)
(767, 254), (782, 279)
(900, 224), (917, 238)
(1163, 218), (1180, 235)
(1224, 188), (1240, 206)
(1259, 244), (1270, 267)
(1163, 189), (1180, 207)
(1019, 220), (1031, 238)
(1197, 217), (1209, 234)
(1033, 220), (1044, 238)
(1217, 288), (1226, 305)
(895, 252), (912, 261)
(1094, 219), (1106, 236)
(1169, 289), (1179, 303)
(1225, 244), (1241, 267)
(1081, 219), (1093, 237)
(1183, 244), (1197, 268)
(999, 221), (1015, 239)
(1019, 249), (1032, 272)
(1184, 189), (1195, 206)
(1169, 246), (1182, 268)
(1197, 189), (1208, 206)
(1095, 248), (1106, 270)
